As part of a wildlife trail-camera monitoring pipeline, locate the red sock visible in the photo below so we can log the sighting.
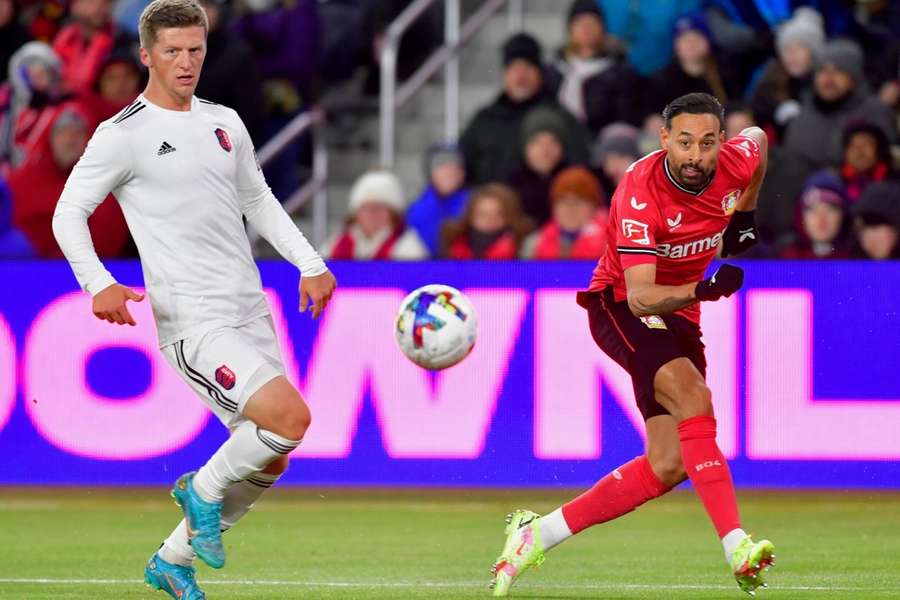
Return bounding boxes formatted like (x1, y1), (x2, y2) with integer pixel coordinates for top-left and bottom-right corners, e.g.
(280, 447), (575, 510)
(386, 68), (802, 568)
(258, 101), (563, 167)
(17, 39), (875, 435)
(678, 415), (741, 538)
(561, 456), (671, 534)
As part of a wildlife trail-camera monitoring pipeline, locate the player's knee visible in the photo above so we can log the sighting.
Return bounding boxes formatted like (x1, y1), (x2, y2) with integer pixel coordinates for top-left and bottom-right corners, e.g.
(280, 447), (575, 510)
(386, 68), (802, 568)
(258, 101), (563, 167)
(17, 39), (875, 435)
(279, 397), (311, 440)
(678, 381), (713, 418)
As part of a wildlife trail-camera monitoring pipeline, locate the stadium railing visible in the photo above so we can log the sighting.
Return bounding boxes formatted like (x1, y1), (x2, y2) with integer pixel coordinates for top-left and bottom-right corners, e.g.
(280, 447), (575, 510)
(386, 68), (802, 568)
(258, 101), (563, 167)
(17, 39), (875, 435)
(379, 0), (524, 167)
(252, 105), (328, 246)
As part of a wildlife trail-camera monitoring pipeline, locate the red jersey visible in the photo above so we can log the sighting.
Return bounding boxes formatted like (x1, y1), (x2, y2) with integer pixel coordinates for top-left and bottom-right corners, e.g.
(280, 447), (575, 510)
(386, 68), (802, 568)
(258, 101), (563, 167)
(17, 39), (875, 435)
(588, 135), (761, 324)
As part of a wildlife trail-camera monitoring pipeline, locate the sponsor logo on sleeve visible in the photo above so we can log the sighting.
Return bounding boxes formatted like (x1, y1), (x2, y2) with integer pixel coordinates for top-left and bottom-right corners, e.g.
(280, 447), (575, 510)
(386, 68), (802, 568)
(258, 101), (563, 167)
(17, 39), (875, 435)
(621, 219), (651, 245)
(722, 189), (740, 215)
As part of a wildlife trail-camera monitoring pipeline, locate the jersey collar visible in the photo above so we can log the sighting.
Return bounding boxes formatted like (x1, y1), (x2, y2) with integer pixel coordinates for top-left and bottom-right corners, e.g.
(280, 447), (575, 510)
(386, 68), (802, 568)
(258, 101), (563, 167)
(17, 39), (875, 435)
(663, 155), (714, 196)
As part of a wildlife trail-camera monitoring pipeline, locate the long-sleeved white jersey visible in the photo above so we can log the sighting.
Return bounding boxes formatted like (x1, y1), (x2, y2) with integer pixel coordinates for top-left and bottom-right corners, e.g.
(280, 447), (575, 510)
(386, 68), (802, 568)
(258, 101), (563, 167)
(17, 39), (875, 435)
(53, 95), (327, 347)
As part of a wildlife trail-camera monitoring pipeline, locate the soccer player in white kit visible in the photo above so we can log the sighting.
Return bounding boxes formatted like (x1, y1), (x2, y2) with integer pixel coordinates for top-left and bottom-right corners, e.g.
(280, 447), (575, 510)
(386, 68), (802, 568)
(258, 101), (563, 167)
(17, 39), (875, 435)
(51, 1), (337, 597)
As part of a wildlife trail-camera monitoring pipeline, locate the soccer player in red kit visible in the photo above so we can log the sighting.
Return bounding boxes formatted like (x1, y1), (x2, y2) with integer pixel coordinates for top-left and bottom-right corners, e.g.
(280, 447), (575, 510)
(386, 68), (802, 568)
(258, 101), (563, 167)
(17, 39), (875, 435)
(490, 93), (775, 597)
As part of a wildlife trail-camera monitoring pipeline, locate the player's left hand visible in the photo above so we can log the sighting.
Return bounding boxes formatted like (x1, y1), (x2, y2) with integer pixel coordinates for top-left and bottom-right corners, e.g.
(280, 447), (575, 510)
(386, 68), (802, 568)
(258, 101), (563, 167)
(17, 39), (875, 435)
(720, 210), (759, 258)
(299, 270), (337, 319)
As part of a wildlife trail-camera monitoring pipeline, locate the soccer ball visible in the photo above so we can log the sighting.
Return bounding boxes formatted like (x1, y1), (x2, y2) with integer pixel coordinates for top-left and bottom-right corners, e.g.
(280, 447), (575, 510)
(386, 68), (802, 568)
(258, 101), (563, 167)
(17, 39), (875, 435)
(395, 284), (478, 370)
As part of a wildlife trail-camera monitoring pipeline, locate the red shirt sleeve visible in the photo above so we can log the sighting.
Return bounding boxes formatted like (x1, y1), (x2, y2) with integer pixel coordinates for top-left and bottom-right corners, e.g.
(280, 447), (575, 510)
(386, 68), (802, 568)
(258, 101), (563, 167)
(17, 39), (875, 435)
(610, 172), (660, 269)
(723, 135), (762, 187)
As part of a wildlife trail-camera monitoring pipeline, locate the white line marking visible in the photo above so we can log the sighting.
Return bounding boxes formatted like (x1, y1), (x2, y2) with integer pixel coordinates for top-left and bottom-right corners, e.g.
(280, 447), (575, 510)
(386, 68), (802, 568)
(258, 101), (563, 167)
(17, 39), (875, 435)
(0, 578), (895, 592)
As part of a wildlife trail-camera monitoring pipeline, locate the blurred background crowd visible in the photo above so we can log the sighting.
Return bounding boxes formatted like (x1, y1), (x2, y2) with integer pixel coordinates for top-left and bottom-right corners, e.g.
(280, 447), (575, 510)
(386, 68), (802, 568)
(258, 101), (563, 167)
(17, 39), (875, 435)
(1, 0), (899, 261)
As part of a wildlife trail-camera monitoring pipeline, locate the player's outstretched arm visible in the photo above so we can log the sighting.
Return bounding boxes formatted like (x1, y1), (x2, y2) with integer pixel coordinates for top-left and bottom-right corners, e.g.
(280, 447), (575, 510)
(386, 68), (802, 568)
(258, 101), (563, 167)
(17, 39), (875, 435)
(624, 264), (698, 317)
(232, 117), (335, 317)
(53, 123), (132, 316)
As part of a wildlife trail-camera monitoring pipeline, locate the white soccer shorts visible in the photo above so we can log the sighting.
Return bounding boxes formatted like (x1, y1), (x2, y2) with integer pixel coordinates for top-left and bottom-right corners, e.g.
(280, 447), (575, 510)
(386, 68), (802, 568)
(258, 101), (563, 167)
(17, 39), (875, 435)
(161, 315), (286, 427)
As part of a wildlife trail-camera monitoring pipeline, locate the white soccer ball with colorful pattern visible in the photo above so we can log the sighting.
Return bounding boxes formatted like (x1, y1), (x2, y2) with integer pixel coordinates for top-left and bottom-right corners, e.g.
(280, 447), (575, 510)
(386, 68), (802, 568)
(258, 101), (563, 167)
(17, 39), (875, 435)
(395, 284), (478, 370)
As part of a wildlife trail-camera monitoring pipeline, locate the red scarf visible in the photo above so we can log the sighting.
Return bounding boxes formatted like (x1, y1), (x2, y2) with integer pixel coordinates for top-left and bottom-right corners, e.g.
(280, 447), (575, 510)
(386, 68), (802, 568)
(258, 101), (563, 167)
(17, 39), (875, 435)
(330, 228), (404, 259)
(448, 232), (518, 259)
(533, 217), (607, 259)
(842, 162), (888, 203)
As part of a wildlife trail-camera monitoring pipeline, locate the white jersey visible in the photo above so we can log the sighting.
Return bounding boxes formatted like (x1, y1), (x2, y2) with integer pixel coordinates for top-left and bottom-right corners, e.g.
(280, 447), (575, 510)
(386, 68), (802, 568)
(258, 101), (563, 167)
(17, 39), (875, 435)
(53, 95), (327, 347)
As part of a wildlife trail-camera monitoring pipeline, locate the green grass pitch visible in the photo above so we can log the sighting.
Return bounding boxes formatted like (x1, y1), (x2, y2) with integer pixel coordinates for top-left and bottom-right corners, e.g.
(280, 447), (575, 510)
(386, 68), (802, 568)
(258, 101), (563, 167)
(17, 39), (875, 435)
(1, 487), (899, 599)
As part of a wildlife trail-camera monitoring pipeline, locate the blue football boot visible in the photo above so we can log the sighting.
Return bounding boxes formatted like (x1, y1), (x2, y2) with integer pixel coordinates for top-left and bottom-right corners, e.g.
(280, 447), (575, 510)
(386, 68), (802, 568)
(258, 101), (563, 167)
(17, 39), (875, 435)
(144, 552), (206, 600)
(171, 471), (225, 568)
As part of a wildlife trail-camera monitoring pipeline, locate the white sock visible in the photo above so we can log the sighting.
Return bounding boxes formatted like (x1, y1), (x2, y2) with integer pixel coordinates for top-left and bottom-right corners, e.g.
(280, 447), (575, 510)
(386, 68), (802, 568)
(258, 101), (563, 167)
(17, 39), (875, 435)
(722, 527), (749, 562)
(538, 508), (573, 552)
(192, 420), (300, 502)
(159, 470), (283, 566)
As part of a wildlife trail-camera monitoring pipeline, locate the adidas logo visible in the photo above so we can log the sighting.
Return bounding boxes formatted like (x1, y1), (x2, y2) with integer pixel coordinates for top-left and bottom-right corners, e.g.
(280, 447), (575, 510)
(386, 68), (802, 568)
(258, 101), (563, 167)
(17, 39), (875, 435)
(157, 141), (176, 156)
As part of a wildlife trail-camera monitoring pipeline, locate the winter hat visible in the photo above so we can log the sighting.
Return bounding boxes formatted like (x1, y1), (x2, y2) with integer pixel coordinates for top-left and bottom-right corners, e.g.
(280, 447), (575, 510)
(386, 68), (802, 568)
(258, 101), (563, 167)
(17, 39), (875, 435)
(776, 7), (825, 62)
(567, 0), (604, 26)
(799, 170), (847, 210)
(673, 13), (713, 45)
(503, 33), (542, 69)
(349, 170), (405, 215)
(425, 142), (464, 175)
(51, 107), (89, 135)
(817, 39), (865, 83)
(853, 181), (900, 226)
(521, 106), (567, 145)
(592, 122), (640, 164)
(551, 165), (603, 205)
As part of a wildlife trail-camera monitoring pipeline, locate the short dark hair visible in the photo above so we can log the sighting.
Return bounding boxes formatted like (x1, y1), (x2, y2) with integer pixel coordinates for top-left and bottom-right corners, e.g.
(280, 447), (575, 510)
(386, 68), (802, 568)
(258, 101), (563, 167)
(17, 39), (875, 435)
(662, 93), (725, 131)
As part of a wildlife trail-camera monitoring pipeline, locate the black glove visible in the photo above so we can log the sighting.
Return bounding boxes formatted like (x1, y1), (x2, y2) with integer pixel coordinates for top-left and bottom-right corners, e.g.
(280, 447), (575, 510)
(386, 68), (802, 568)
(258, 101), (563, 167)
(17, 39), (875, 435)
(695, 264), (744, 301)
(720, 210), (759, 258)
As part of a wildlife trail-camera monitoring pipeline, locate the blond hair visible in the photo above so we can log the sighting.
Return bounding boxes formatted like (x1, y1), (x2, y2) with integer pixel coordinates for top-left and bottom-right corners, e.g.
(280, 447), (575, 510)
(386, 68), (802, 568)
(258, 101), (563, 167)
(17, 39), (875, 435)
(139, 0), (208, 49)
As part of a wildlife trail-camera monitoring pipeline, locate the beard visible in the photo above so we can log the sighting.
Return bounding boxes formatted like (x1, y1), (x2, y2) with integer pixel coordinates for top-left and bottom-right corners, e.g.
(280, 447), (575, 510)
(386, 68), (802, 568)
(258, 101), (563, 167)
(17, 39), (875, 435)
(674, 162), (713, 191)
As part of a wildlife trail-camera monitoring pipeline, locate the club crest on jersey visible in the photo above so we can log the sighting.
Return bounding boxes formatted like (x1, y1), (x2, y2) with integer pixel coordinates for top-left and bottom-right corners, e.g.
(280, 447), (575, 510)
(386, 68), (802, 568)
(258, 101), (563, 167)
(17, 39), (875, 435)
(722, 189), (741, 215)
(215, 128), (232, 153)
(215, 365), (236, 390)
(640, 315), (667, 330)
(621, 219), (650, 245)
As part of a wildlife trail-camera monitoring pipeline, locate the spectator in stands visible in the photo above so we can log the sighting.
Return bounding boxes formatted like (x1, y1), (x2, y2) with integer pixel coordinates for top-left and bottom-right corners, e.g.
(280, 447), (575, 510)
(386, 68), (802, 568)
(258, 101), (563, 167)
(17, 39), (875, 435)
(779, 171), (851, 259)
(592, 121), (640, 191)
(1, 41), (67, 167)
(521, 165), (608, 259)
(52, 0), (133, 95)
(0, 175), (33, 256)
(596, 0), (701, 76)
(459, 32), (588, 185)
(0, 0), (32, 85)
(748, 7), (824, 139)
(441, 183), (533, 259)
(725, 102), (756, 140)
(783, 39), (896, 172)
(406, 143), (470, 257)
(545, 0), (641, 137)
(9, 108), (129, 257)
(325, 170), (428, 260)
(82, 50), (143, 124)
(644, 14), (740, 118)
(840, 121), (896, 204)
(196, 0), (265, 142)
(851, 180), (900, 259)
(233, 0), (319, 105)
(506, 107), (571, 226)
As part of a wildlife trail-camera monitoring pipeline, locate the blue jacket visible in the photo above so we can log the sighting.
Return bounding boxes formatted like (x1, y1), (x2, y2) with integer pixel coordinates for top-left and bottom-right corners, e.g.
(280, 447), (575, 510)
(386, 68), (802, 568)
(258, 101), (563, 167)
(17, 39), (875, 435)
(597, 0), (701, 75)
(406, 185), (470, 257)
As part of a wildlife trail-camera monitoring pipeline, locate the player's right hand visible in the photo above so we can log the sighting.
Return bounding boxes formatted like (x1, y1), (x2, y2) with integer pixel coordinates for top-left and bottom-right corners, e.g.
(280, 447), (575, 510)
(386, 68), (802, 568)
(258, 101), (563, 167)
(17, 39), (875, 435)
(694, 264), (744, 302)
(93, 284), (144, 326)
(300, 270), (337, 319)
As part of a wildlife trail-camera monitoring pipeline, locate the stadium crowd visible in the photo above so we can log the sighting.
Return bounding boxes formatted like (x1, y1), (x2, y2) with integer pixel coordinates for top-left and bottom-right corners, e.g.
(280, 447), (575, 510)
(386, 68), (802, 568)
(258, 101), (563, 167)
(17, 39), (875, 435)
(1, 0), (898, 260)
